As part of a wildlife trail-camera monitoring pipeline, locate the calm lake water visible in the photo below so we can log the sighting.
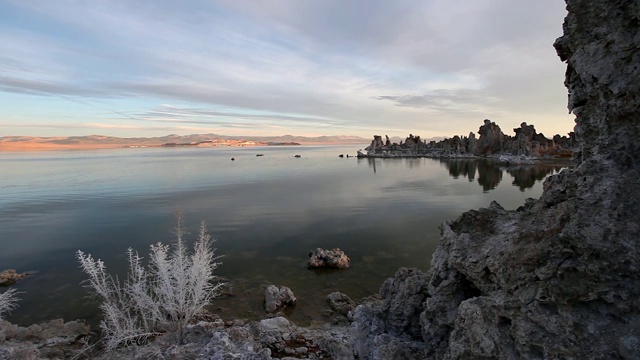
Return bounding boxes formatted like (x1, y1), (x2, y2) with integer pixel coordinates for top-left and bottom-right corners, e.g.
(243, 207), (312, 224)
(0, 145), (567, 327)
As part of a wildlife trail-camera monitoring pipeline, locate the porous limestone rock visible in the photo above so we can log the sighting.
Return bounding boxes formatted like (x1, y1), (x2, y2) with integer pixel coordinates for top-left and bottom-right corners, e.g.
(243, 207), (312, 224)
(476, 119), (506, 155)
(308, 248), (350, 269)
(352, 1), (640, 358)
(324, 292), (357, 325)
(92, 316), (354, 360)
(0, 319), (90, 359)
(264, 285), (296, 313)
(467, 132), (477, 155)
(327, 292), (356, 317)
(364, 135), (386, 156)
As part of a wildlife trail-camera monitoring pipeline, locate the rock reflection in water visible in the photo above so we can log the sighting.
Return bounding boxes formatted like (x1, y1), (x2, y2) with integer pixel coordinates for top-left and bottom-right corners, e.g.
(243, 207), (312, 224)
(439, 159), (567, 192)
(506, 164), (566, 191)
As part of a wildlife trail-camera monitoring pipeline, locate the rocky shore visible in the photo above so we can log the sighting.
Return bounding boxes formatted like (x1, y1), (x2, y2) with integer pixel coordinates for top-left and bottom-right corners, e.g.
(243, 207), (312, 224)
(2, 1), (639, 358)
(352, 0), (640, 358)
(359, 121), (576, 161)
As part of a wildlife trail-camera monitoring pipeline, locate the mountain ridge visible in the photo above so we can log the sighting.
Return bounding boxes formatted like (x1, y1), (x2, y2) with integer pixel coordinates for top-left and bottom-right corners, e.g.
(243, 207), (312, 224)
(0, 133), (370, 150)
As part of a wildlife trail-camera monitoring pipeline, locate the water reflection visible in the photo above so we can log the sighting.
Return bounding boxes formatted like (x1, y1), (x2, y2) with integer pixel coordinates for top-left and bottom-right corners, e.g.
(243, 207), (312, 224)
(506, 164), (567, 191)
(361, 157), (568, 192)
(438, 158), (569, 192)
(367, 157), (377, 173)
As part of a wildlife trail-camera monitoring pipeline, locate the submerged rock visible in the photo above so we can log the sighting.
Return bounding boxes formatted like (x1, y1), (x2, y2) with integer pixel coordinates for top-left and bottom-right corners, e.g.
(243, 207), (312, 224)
(308, 248), (350, 269)
(264, 285), (296, 313)
(352, 1), (640, 358)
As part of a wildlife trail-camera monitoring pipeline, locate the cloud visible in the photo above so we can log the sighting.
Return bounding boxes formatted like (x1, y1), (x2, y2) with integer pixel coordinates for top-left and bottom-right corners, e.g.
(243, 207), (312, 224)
(372, 89), (499, 112)
(0, 75), (113, 98)
(0, 0), (573, 138)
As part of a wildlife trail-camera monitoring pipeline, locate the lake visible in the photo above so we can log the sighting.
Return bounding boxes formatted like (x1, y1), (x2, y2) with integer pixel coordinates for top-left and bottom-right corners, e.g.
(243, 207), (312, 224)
(0, 145), (567, 327)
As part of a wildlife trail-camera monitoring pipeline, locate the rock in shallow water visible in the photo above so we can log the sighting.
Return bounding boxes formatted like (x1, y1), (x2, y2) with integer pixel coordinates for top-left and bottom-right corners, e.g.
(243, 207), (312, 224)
(308, 248), (350, 269)
(264, 285), (296, 313)
(0, 269), (27, 287)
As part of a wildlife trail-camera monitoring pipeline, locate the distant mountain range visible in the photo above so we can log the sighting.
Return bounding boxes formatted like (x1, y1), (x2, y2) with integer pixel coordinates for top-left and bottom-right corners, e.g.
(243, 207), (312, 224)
(0, 133), (370, 151)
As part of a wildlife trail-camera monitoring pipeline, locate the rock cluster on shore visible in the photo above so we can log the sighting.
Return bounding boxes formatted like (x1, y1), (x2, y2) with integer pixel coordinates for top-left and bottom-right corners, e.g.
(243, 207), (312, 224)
(351, 0), (640, 358)
(0, 319), (90, 359)
(360, 121), (576, 159)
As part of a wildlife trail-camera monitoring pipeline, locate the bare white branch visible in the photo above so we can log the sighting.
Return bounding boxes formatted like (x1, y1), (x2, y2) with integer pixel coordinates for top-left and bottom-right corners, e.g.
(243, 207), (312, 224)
(0, 287), (20, 320)
(76, 213), (223, 351)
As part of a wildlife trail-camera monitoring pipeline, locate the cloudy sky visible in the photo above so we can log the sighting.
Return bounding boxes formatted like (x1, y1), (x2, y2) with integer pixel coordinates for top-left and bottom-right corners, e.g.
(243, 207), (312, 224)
(0, 0), (574, 139)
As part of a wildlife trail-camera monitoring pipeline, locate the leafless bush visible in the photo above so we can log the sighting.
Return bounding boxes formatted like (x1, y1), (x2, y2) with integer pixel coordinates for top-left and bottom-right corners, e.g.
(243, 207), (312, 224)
(0, 288), (20, 320)
(77, 213), (223, 351)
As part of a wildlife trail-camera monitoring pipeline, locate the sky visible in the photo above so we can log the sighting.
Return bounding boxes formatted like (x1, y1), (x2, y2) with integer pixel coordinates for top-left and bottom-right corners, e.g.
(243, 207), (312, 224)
(0, 0), (574, 139)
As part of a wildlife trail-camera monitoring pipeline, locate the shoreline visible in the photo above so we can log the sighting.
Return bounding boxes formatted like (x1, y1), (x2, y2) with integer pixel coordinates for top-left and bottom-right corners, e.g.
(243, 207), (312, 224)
(357, 152), (575, 166)
(0, 142), (367, 152)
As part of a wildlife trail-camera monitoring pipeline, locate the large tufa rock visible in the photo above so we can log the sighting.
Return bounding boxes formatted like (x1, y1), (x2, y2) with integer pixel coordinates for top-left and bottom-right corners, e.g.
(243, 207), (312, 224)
(467, 132), (478, 155)
(308, 248), (350, 269)
(476, 119), (506, 154)
(264, 285), (296, 313)
(352, 1), (640, 359)
(364, 135), (386, 155)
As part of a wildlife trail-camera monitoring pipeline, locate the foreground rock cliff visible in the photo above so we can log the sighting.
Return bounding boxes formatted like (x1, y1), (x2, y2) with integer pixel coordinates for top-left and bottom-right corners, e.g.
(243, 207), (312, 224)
(352, 0), (640, 358)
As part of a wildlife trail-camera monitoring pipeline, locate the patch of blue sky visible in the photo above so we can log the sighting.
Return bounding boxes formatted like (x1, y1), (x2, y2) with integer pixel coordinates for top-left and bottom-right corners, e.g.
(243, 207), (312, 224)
(0, 3), (107, 57)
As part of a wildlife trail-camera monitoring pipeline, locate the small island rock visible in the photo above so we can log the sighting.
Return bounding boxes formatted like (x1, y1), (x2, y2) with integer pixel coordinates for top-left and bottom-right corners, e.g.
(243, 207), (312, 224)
(0, 269), (27, 287)
(308, 248), (350, 269)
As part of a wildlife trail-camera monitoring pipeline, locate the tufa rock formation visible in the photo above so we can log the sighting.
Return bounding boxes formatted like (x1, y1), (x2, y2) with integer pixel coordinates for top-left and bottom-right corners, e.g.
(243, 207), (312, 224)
(264, 285), (297, 313)
(476, 119), (506, 155)
(361, 121), (576, 159)
(324, 292), (357, 325)
(352, 0), (640, 358)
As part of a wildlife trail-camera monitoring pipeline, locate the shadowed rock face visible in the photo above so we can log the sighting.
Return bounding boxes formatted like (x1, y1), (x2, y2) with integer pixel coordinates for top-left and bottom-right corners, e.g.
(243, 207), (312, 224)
(352, 1), (640, 358)
(477, 119), (506, 155)
(554, 0), (640, 167)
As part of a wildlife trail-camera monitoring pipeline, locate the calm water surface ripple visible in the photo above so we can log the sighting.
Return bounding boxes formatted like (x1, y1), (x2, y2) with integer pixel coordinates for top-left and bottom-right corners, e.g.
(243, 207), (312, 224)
(0, 145), (568, 326)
